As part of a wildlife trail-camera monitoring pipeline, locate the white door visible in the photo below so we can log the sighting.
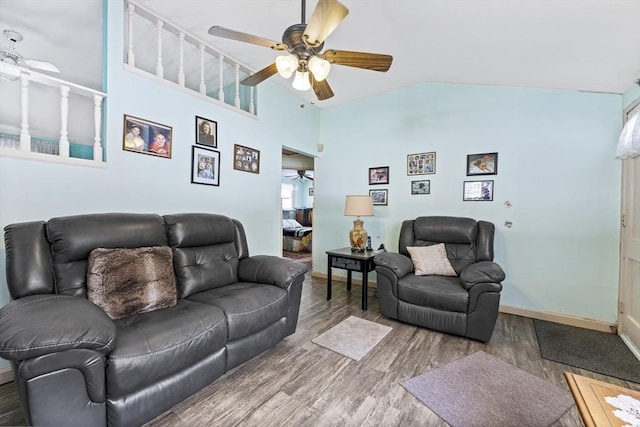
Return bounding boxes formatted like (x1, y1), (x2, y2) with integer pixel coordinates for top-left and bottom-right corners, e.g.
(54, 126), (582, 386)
(619, 100), (640, 359)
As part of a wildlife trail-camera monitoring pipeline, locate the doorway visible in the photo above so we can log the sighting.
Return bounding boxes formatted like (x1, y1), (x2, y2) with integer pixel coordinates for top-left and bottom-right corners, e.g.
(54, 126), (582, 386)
(281, 149), (314, 267)
(619, 99), (640, 360)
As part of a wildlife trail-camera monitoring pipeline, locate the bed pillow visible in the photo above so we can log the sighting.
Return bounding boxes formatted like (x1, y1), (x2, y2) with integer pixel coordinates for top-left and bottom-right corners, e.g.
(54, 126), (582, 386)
(86, 246), (177, 320)
(406, 244), (457, 276)
(283, 219), (303, 229)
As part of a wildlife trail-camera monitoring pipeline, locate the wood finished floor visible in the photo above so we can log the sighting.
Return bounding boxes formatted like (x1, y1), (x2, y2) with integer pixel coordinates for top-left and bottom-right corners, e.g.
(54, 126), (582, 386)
(1, 274), (639, 426)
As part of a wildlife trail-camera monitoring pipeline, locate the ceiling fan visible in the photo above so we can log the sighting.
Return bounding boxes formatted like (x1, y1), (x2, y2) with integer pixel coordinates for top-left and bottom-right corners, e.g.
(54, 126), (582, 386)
(284, 170), (314, 181)
(208, 0), (393, 101)
(0, 30), (61, 79)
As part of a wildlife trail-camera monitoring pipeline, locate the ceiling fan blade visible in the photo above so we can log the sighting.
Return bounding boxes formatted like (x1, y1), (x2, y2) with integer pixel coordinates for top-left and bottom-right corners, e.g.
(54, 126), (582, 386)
(208, 26), (287, 51)
(322, 50), (393, 72)
(310, 74), (334, 100)
(241, 63), (278, 86)
(303, 0), (349, 47)
(24, 59), (60, 73)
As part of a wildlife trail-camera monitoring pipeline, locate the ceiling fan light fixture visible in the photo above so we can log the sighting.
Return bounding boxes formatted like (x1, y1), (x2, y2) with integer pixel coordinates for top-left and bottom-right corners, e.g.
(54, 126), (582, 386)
(276, 54), (298, 79)
(292, 70), (311, 91)
(308, 55), (330, 81)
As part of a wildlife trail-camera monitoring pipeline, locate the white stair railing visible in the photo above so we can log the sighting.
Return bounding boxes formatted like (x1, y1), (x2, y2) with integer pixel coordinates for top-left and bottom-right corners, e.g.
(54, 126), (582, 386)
(125, 0), (258, 118)
(0, 62), (107, 167)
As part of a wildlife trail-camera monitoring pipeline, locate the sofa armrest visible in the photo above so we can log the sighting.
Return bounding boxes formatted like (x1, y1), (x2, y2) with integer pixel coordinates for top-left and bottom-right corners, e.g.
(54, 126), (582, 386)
(460, 261), (506, 290)
(373, 252), (413, 279)
(0, 295), (117, 361)
(238, 255), (307, 290)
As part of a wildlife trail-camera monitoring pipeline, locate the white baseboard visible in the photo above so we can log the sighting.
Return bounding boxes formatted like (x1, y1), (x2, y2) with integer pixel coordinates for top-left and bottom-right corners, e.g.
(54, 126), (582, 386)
(499, 304), (616, 333)
(0, 366), (13, 385)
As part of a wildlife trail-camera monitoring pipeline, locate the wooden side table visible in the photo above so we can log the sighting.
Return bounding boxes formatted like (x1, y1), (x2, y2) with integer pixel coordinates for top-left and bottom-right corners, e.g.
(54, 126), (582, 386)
(326, 247), (378, 310)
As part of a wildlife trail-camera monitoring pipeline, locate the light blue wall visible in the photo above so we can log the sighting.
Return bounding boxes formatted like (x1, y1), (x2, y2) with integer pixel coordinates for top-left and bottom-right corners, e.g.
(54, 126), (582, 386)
(314, 82), (623, 323)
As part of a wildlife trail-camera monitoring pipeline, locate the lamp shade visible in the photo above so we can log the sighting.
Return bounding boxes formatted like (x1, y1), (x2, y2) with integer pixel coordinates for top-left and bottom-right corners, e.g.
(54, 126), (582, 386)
(292, 70), (311, 91)
(616, 110), (640, 159)
(275, 54), (298, 79)
(344, 195), (374, 217)
(308, 56), (331, 81)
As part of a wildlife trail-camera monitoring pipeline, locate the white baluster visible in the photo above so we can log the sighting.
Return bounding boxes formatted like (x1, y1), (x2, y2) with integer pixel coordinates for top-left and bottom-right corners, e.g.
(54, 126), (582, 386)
(93, 94), (103, 162)
(19, 73), (31, 152)
(199, 44), (206, 94)
(127, 3), (136, 67)
(59, 85), (70, 158)
(234, 64), (241, 108)
(156, 19), (164, 78)
(178, 32), (185, 87)
(218, 54), (225, 101)
(249, 87), (255, 115)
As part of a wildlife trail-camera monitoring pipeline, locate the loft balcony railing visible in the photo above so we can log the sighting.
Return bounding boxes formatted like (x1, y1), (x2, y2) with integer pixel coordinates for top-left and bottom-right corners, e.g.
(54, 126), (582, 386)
(0, 62), (107, 167)
(125, 0), (258, 117)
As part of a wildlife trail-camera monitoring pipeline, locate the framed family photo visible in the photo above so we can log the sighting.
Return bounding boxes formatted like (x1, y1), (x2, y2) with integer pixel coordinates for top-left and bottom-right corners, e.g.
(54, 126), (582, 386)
(196, 116), (217, 147)
(233, 144), (260, 174)
(407, 152), (436, 175)
(123, 115), (172, 158)
(411, 180), (430, 195)
(463, 180), (494, 201)
(467, 152), (498, 176)
(191, 146), (220, 186)
(369, 189), (388, 205)
(369, 166), (389, 185)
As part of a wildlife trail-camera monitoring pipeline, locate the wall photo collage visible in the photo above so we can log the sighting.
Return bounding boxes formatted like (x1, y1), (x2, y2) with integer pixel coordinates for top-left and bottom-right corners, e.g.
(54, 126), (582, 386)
(122, 114), (262, 188)
(367, 150), (499, 204)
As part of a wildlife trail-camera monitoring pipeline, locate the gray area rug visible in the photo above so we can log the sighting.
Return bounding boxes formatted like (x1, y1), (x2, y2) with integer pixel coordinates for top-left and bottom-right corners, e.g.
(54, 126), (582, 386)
(402, 351), (574, 427)
(312, 316), (392, 361)
(534, 319), (640, 384)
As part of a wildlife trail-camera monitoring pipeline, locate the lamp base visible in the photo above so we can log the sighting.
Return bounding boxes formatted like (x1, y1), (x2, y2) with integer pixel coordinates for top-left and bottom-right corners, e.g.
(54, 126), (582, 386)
(349, 218), (368, 252)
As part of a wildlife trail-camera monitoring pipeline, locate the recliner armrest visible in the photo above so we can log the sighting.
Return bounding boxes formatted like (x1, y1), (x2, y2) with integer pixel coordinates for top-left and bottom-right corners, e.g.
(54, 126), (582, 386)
(238, 255), (307, 290)
(374, 252), (413, 278)
(0, 295), (117, 361)
(460, 261), (506, 290)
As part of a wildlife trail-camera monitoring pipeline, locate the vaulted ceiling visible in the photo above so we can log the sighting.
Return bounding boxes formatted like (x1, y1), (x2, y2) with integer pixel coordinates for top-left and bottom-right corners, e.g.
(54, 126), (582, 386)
(1, 0), (639, 108)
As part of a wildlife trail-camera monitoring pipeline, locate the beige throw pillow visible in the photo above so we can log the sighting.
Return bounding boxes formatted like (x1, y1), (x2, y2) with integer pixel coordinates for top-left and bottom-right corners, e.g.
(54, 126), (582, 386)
(87, 246), (177, 320)
(406, 244), (457, 276)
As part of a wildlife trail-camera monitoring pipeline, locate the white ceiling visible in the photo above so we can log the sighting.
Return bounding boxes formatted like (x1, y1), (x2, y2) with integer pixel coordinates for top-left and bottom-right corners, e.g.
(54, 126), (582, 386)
(1, 0), (639, 109)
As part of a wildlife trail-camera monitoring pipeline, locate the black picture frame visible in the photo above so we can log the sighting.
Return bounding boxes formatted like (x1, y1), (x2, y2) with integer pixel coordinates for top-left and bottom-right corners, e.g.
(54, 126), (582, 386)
(191, 146), (220, 186)
(195, 116), (217, 147)
(369, 166), (389, 185)
(369, 189), (388, 205)
(411, 180), (430, 195)
(463, 180), (494, 201)
(466, 152), (498, 176)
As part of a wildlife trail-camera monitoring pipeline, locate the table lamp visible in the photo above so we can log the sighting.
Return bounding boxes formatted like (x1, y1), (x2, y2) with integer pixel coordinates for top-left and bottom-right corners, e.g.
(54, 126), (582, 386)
(344, 195), (374, 252)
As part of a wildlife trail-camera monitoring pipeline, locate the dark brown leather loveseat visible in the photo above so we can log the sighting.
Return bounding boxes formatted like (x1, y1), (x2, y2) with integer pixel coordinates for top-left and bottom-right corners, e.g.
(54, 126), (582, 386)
(0, 213), (307, 426)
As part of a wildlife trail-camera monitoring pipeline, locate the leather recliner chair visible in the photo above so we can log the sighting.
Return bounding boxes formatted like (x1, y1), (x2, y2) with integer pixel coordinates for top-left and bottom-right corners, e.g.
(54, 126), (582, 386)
(374, 216), (505, 342)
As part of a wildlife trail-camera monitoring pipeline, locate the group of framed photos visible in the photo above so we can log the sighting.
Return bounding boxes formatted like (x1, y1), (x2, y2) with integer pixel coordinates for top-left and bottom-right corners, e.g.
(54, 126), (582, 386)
(366, 151), (499, 204)
(368, 166), (389, 206)
(122, 114), (261, 188)
(463, 152), (497, 201)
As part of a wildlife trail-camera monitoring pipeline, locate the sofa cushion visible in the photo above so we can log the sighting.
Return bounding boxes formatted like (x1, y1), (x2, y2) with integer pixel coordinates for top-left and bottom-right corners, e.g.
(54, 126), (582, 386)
(187, 283), (288, 341)
(46, 213), (168, 297)
(107, 299), (227, 397)
(398, 275), (469, 313)
(165, 214), (242, 298)
(406, 244), (457, 276)
(86, 246), (177, 320)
